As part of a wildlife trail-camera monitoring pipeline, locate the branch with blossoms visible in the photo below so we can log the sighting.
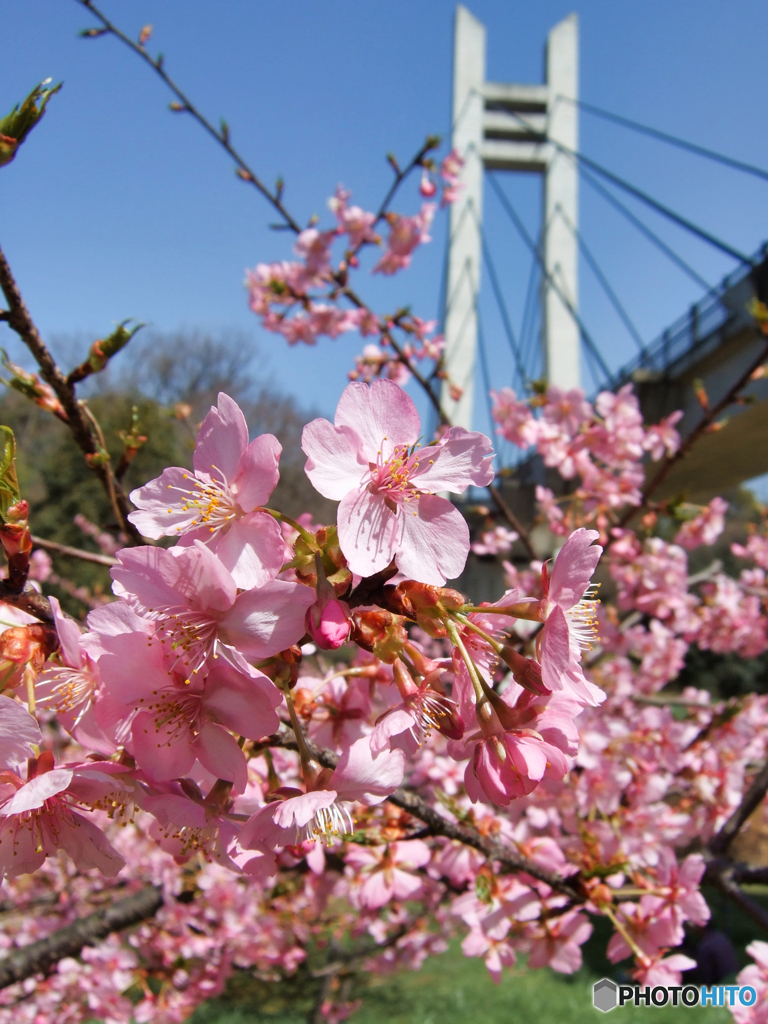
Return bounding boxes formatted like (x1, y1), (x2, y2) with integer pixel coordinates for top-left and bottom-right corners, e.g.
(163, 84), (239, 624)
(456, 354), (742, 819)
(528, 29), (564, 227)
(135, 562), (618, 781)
(4, 13), (768, 1024)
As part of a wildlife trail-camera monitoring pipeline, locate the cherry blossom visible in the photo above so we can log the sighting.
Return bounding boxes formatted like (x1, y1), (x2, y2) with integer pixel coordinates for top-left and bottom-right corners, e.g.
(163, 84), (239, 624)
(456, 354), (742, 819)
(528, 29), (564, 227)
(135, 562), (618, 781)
(302, 378), (494, 584)
(128, 393), (285, 589)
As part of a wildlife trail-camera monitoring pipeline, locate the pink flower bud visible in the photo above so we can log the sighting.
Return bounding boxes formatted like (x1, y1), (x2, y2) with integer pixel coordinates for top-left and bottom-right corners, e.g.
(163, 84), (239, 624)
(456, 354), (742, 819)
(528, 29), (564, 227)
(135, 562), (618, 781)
(419, 169), (437, 197)
(306, 597), (351, 650)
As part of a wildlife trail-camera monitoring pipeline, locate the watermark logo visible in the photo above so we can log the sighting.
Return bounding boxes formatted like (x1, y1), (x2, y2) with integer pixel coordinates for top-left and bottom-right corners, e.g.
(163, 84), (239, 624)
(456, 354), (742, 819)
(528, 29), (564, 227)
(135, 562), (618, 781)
(592, 980), (757, 1011)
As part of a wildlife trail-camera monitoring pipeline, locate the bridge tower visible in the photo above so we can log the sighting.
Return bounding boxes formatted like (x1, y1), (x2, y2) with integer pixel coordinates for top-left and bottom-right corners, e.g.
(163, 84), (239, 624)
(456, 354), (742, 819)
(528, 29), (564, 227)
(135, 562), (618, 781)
(441, 5), (580, 429)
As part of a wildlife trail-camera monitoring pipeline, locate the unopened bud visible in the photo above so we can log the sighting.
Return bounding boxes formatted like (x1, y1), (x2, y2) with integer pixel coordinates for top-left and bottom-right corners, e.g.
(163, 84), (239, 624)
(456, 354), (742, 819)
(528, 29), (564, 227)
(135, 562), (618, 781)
(306, 595), (351, 650)
(0, 623), (57, 691)
(350, 607), (408, 663)
(499, 645), (549, 696)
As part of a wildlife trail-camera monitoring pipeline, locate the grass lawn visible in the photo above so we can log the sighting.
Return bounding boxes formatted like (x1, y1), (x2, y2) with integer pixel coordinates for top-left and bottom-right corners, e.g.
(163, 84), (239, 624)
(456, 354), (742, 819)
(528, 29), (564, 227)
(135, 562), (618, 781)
(191, 941), (734, 1024)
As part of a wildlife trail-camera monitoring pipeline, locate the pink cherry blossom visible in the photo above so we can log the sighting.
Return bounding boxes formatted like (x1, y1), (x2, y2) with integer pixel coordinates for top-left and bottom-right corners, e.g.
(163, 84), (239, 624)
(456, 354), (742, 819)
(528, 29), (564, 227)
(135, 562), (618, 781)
(128, 393), (285, 589)
(676, 497), (729, 550)
(536, 528), (605, 705)
(373, 203), (435, 275)
(0, 752), (126, 879)
(302, 379), (494, 584)
(345, 839), (431, 909)
(240, 737), (405, 848)
(98, 631), (281, 791)
(110, 541), (315, 678)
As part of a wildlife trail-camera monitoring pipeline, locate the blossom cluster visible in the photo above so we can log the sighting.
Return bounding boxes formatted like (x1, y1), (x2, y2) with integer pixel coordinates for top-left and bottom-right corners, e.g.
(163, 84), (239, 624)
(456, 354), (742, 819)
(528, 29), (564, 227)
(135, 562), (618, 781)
(244, 150), (465, 387)
(1, 366), (767, 1023)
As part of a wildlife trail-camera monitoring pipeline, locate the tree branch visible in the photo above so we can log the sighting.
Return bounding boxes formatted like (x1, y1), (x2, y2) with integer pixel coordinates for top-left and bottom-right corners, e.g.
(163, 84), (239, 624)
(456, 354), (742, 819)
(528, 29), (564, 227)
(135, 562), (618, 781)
(75, 0), (301, 233)
(31, 535), (117, 567)
(709, 756), (768, 856)
(0, 581), (53, 623)
(0, 884), (162, 991)
(262, 729), (582, 901)
(0, 244), (141, 543)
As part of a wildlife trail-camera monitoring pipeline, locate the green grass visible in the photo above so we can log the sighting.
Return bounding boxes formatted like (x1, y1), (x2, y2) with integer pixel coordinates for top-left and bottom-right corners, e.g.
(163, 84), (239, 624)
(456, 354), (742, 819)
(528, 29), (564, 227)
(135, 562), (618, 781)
(191, 941), (734, 1024)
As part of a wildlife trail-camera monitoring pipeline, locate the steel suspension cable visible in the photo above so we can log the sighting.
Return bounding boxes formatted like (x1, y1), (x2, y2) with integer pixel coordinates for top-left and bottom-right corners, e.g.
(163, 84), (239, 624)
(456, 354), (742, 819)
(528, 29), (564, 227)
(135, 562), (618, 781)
(557, 95), (768, 184)
(487, 171), (614, 385)
(501, 107), (753, 266)
(578, 164), (713, 292)
(554, 203), (647, 358)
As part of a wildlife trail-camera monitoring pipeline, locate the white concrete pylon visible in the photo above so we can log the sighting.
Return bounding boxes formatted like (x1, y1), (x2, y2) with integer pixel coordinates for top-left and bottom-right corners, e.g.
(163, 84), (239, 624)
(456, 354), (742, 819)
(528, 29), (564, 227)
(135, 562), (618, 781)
(441, 4), (485, 430)
(441, 7), (581, 431)
(543, 14), (580, 390)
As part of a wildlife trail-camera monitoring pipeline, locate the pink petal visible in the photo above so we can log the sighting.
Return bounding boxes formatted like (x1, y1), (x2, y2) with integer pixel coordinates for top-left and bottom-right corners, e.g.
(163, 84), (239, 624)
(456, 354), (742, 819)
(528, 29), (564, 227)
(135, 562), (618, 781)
(97, 632), (171, 703)
(3, 769), (73, 815)
(208, 511), (284, 589)
(539, 607), (571, 692)
(56, 811), (125, 877)
(131, 710), (196, 782)
(369, 707), (415, 755)
(390, 867), (424, 901)
(193, 393), (249, 485)
(302, 418), (368, 500)
(506, 735), (547, 781)
(273, 789), (337, 829)
(337, 489), (400, 577)
(128, 466), (198, 539)
(203, 664), (281, 739)
(395, 494), (469, 585)
(111, 543), (237, 614)
(412, 426), (495, 492)
(231, 433), (281, 510)
(548, 528), (602, 610)
(334, 379), (421, 462)
(221, 579), (315, 660)
(359, 871), (394, 909)
(193, 723), (247, 794)
(331, 736), (405, 805)
(49, 596), (84, 670)
(143, 793), (206, 829)
(391, 839), (432, 869)
(0, 694), (41, 768)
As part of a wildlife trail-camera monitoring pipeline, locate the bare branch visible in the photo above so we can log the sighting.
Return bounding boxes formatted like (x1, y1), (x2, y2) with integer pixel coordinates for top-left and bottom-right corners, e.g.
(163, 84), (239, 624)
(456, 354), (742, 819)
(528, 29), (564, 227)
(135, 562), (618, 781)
(0, 884), (162, 991)
(31, 535), (117, 567)
(75, 0), (301, 232)
(0, 244), (141, 543)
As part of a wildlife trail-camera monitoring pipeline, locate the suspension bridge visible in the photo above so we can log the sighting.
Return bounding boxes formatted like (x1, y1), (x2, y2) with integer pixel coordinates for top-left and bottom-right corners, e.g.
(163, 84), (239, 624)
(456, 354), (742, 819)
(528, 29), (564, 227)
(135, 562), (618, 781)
(442, 5), (768, 504)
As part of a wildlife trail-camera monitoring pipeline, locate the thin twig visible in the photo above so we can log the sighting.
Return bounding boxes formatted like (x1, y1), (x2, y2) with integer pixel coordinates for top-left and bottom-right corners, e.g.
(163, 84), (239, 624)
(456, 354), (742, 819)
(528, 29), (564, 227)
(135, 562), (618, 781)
(76, 0), (301, 232)
(0, 244), (142, 544)
(31, 535), (117, 567)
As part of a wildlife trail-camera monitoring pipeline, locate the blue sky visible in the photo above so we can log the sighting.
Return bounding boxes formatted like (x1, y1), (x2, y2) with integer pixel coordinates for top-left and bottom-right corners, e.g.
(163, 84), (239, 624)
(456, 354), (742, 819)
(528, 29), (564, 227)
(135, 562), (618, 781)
(1, 0), (768, 440)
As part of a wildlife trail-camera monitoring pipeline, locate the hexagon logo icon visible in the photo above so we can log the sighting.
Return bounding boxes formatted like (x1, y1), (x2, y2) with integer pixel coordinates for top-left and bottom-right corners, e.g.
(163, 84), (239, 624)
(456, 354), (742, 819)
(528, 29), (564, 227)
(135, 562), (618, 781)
(593, 979), (618, 1012)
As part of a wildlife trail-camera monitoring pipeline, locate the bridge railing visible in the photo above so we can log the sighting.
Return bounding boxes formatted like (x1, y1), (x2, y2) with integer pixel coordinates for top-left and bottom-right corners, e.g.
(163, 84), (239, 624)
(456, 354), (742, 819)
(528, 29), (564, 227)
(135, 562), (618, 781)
(609, 243), (767, 388)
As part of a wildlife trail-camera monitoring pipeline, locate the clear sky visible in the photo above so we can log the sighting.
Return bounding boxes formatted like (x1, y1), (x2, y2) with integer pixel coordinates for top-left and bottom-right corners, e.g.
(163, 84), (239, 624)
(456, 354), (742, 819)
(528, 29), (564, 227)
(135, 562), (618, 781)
(2, 0), (768, 439)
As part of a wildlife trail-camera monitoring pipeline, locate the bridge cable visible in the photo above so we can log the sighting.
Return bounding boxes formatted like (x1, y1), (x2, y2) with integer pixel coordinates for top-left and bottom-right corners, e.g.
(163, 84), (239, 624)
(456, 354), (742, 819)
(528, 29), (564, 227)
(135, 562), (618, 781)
(517, 246), (542, 382)
(554, 203), (648, 359)
(556, 95), (768, 184)
(487, 171), (614, 385)
(502, 108), (754, 266)
(466, 205), (528, 388)
(578, 164), (713, 293)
